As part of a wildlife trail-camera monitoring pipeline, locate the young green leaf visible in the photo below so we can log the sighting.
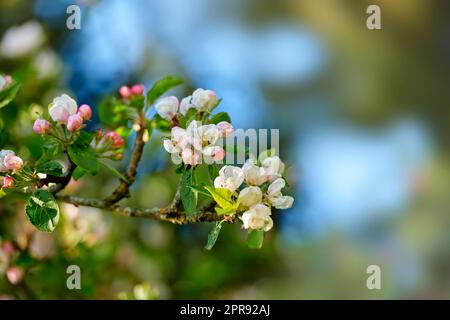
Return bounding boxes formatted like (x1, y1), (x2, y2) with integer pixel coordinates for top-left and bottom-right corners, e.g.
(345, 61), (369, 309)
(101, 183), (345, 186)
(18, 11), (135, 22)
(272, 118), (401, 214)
(68, 144), (99, 175)
(189, 184), (212, 197)
(247, 229), (264, 249)
(207, 164), (220, 182)
(0, 82), (21, 109)
(204, 186), (234, 209)
(72, 166), (87, 180)
(205, 221), (224, 250)
(25, 190), (60, 232)
(181, 167), (198, 215)
(35, 161), (64, 177)
(147, 75), (184, 105)
(209, 111), (231, 125)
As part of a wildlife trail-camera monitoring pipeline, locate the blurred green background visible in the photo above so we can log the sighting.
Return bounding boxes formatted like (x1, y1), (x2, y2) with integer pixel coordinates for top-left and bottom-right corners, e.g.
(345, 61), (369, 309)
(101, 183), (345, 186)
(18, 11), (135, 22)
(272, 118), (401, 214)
(1, 0), (450, 299)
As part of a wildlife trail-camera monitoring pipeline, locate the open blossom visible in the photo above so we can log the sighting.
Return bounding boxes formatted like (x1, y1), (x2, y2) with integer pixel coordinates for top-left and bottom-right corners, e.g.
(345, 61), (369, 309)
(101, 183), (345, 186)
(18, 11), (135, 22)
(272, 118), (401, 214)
(2, 176), (13, 188)
(0, 150), (23, 172)
(181, 148), (200, 166)
(242, 160), (268, 186)
(67, 114), (83, 132)
(192, 88), (217, 112)
(155, 96), (179, 121)
(267, 178), (294, 209)
(0, 150), (14, 172)
(238, 186), (262, 207)
(241, 204), (273, 231)
(105, 131), (124, 149)
(217, 121), (233, 138)
(203, 145), (225, 162)
(33, 118), (51, 135)
(49, 94), (77, 123)
(163, 126), (189, 154)
(262, 156), (285, 181)
(214, 166), (244, 192)
(77, 104), (92, 121)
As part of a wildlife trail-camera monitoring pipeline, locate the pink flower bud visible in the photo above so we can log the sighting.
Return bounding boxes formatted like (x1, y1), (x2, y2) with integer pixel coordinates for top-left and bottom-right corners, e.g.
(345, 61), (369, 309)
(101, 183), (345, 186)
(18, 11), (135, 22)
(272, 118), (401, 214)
(1, 241), (14, 257)
(4, 75), (12, 85)
(67, 114), (83, 132)
(131, 84), (145, 96)
(77, 104), (92, 121)
(33, 119), (51, 135)
(213, 147), (225, 161)
(3, 154), (23, 171)
(6, 267), (23, 285)
(119, 86), (132, 98)
(217, 121), (233, 138)
(2, 176), (13, 188)
(105, 131), (124, 148)
(96, 129), (104, 139)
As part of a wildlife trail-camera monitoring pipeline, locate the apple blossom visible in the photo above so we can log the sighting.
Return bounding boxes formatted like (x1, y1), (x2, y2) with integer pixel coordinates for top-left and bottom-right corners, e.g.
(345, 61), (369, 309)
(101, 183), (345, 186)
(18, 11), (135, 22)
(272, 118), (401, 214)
(67, 114), (83, 132)
(203, 145), (225, 162)
(155, 96), (179, 121)
(192, 88), (217, 112)
(119, 85), (132, 98)
(33, 118), (51, 135)
(49, 94), (77, 123)
(267, 178), (294, 209)
(214, 165), (244, 192)
(0, 150), (14, 172)
(242, 160), (268, 186)
(241, 204), (273, 232)
(238, 186), (262, 207)
(2, 176), (13, 188)
(3, 153), (23, 171)
(131, 84), (145, 96)
(77, 104), (92, 121)
(105, 131), (125, 149)
(180, 95), (194, 116)
(6, 267), (23, 285)
(217, 121), (233, 138)
(261, 155), (285, 181)
(181, 148), (200, 166)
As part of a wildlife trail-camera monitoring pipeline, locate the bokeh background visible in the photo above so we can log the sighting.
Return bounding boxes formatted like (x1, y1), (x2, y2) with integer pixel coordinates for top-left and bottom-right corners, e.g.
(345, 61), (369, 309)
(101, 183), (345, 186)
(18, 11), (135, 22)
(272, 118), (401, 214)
(1, 0), (450, 299)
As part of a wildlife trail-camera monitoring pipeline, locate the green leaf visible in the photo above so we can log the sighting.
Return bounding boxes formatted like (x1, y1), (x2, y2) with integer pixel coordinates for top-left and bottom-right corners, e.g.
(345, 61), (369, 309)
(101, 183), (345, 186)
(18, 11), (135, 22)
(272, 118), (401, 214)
(68, 144), (98, 174)
(0, 82), (21, 109)
(147, 75), (184, 105)
(116, 126), (133, 138)
(205, 221), (224, 250)
(99, 160), (128, 182)
(25, 190), (60, 232)
(209, 112), (231, 125)
(154, 114), (172, 132)
(210, 98), (223, 113)
(247, 229), (264, 249)
(99, 97), (130, 127)
(35, 161), (64, 177)
(175, 163), (185, 174)
(215, 202), (240, 215)
(178, 108), (197, 128)
(204, 186), (234, 209)
(75, 130), (95, 146)
(129, 95), (145, 109)
(207, 164), (220, 182)
(189, 184), (212, 197)
(181, 167), (198, 215)
(72, 167), (87, 180)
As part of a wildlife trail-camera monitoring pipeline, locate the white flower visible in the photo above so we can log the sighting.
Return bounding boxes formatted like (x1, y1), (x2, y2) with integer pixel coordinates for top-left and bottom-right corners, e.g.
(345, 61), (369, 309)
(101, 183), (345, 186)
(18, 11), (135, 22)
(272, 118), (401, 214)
(155, 96), (179, 121)
(0, 21), (44, 58)
(262, 156), (285, 181)
(180, 95), (194, 116)
(238, 186), (262, 207)
(181, 148), (200, 166)
(241, 204), (273, 231)
(198, 124), (220, 145)
(0, 150), (14, 172)
(267, 178), (294, 209)
(217, 121), (233, 138)
(214, 165), (244, 192)
(192, 88), (217, 112)
(163, 127), (189, 154)
(242, 160), (268, 186)
(49, 94), (77, 123)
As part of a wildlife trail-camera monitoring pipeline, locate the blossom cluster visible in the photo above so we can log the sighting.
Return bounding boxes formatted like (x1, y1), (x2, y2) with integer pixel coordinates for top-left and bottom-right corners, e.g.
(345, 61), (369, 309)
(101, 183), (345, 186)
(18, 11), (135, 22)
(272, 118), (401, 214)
(155, 88), (217, 122)
(33, 94), (92, 134)
(0, 150), (24, 188)
(214, 154), (293, 232)
(93, 129), (125, 160)
(119, 83), (145, 100)
(163, 120), (232, 166)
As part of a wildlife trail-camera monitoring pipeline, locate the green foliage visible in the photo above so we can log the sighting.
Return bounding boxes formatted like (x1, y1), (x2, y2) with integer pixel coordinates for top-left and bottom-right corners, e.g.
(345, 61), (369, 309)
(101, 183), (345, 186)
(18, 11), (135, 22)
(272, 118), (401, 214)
(35, 160), (64, 176)
(99, 160), (128, 182)
(25, 190), (60, 232)
(68, 131), (98, 175)
(181, 167), (198, 215)
(0, 82), (21, 109)
(99, 97), (130, 127)
(72, 166), (87, 180)
(205, 221), (224, 250)
(204, 186), (239, 215)
(247, 229), (264, 249)
(146, 75), (184, 105)
(209, 111), (231, 125)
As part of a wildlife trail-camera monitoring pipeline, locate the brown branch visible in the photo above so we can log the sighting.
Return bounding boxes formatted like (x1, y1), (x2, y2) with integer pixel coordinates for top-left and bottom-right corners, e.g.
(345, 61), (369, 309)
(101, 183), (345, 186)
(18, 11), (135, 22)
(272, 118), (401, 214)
(57, 195), (231, 225)
(104, 115), (147, 205)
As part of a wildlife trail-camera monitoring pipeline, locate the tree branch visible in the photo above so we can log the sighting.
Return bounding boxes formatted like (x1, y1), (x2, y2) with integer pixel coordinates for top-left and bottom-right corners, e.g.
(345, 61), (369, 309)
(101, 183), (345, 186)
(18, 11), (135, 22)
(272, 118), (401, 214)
(104, 116), (147, 205)
(57, 195), (231, 225)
